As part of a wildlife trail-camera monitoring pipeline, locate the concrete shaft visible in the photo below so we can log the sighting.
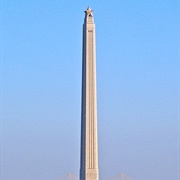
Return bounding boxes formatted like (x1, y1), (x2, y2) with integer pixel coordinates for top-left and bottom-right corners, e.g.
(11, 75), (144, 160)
(80, 7), (99, 180)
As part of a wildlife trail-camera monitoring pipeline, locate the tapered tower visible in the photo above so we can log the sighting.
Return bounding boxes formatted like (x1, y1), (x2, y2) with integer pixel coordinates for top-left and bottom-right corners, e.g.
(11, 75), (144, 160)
(80, 7), (99, 180)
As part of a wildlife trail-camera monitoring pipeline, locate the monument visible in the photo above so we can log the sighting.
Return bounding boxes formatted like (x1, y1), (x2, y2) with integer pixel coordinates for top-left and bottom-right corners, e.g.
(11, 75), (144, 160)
(80, 7), (99, 180)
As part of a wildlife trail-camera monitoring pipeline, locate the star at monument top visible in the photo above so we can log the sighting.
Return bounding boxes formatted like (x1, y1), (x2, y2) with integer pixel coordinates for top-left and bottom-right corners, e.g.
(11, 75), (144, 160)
(84, 6), (93, 17)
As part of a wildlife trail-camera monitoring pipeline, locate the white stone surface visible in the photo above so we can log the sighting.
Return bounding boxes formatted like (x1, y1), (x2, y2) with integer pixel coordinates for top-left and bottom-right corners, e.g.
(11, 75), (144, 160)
(80, 7), (99, 180)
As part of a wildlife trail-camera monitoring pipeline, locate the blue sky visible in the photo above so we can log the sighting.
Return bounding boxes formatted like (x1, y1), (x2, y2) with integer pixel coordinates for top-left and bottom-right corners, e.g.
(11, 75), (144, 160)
(1, 0), (179, 180)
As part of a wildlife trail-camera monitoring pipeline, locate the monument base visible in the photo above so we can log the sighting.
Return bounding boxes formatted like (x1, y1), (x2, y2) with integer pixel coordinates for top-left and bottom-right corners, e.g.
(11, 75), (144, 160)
(80, 169), (99, 180)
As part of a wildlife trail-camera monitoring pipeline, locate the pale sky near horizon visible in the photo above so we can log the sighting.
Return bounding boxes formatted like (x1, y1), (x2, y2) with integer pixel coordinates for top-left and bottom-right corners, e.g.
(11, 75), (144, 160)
(1, 1), (179, 180)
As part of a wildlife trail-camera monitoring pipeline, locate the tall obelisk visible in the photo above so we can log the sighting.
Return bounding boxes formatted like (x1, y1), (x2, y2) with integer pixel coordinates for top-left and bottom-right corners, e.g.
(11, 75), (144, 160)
(80, 7), (99, 180)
